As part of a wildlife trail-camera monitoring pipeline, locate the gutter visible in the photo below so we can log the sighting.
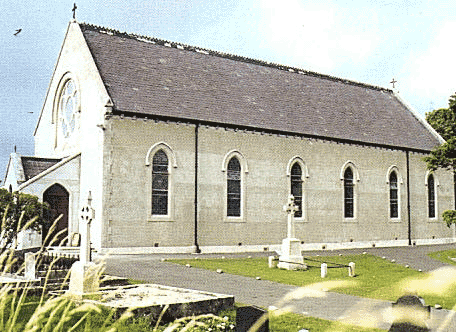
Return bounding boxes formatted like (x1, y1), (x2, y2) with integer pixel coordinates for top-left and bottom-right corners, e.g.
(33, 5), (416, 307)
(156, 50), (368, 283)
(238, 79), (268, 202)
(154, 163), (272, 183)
(194, 123), (201, 253)
(406, 150), (412, 245)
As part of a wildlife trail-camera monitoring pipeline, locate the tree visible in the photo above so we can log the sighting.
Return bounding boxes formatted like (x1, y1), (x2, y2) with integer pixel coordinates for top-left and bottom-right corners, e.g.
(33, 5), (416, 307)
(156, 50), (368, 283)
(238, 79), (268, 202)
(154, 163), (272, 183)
(425, 94), (456, 141)
(424, 93), (456, 227)
(0, 188), (49, 254)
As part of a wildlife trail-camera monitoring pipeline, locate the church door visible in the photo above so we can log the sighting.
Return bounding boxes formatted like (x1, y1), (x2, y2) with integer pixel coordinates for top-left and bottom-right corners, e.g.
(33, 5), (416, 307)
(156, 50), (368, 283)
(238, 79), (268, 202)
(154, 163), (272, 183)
(43, 184), (69, 246)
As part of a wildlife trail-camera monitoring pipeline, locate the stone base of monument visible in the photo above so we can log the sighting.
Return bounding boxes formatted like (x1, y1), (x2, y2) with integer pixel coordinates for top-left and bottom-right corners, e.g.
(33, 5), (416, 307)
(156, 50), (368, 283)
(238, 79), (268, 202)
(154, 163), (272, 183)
(83, 284), (235, 323)
(67, 261), (101, 297)
(277, 238), (307, 270)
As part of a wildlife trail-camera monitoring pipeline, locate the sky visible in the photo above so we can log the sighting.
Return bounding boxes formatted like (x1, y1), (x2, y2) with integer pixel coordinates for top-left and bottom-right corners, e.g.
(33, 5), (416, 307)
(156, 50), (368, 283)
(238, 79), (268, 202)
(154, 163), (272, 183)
(1, 0), (456, 182)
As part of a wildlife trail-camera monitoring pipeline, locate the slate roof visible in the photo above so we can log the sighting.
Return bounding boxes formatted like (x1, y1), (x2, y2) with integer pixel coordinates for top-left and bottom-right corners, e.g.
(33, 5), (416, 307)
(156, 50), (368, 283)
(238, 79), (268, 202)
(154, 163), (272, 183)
(21, 157), (61, 181)
(80, 23), (441, 152)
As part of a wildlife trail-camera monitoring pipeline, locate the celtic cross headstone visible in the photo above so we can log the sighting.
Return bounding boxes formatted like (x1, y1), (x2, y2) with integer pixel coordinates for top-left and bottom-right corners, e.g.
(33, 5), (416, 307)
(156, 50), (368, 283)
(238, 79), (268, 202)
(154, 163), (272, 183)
(68, 191), (100, 297)
(277, 195), (306, 270)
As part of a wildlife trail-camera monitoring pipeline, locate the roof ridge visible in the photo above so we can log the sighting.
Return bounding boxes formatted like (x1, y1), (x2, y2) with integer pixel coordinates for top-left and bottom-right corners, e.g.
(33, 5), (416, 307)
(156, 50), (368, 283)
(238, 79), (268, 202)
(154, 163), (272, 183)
(79, 22), (392, 93)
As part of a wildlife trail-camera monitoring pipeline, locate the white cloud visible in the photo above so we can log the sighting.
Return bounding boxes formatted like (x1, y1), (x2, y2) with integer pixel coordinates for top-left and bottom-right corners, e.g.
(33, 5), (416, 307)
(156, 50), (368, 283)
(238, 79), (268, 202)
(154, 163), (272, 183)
(405, 21), (456, 109)
(256, 0), (381, 73)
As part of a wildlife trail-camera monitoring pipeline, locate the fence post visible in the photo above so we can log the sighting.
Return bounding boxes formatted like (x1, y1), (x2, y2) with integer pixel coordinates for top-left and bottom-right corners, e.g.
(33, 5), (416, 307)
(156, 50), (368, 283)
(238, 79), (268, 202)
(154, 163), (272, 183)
(321, 263), (328, 278)
(348, 262), (355, 277)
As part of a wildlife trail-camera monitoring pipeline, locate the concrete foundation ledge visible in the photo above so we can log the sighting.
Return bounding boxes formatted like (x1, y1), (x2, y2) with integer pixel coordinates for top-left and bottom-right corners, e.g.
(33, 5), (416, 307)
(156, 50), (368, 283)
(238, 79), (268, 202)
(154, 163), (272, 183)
(299, 238), (456, 251)
(96, 238), (455, 256)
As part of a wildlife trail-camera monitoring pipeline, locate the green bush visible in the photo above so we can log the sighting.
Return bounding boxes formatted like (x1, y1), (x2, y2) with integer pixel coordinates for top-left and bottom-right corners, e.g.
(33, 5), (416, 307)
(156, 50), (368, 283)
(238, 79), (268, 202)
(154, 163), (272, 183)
(443, 210), (456, 228)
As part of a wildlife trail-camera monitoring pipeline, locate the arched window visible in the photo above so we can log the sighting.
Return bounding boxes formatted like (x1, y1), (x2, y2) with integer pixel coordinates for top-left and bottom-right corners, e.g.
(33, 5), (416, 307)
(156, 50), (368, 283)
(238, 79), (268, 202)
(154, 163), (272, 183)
(291, 163), (303, 218)
(344, 167), (354, 218)
(227, 157), (241, 217)
(389, 171), (399, 218)
(152, 150), (169, 215)
(428, 174), (436, 218)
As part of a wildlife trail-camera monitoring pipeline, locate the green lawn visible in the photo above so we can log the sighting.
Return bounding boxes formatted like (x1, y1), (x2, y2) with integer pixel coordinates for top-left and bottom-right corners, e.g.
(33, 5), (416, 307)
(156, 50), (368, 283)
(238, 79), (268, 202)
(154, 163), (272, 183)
(428, 249), (456, 266)
(3, 294), (386, 332)
(170, 254), (456, 309)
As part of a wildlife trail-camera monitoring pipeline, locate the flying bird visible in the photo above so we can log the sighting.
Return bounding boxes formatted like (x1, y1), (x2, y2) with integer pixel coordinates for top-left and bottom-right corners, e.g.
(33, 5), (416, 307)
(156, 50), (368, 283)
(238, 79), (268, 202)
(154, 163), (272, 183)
(14, 29), (22, 36)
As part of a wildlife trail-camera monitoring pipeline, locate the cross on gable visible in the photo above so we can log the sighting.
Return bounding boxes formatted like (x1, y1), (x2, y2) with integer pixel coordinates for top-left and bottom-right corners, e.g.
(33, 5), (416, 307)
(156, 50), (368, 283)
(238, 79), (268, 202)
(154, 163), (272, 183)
(390, 78), (397, 89)
(72, 3), (77, 20)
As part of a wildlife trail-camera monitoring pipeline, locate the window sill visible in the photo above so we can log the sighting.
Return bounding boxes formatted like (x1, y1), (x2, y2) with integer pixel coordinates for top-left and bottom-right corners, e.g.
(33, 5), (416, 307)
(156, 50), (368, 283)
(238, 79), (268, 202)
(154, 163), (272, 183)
(224, 217), (246, 223)
(148, 215), (174, 222)
(343, 218), (358, 223)
(389, 218), (401, 223)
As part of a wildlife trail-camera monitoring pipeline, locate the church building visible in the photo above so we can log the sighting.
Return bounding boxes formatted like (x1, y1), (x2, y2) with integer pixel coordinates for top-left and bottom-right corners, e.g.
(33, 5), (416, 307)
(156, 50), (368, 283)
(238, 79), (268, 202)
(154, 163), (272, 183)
(3, 20), (455, 253)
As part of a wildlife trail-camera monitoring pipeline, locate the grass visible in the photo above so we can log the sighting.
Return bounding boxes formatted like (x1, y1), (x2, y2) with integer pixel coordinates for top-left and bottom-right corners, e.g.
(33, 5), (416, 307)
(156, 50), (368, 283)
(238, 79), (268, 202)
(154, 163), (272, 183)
(428, 249), (456, 266)
(169, 254), (456, 309)
(8, 296), (385, 332)
(269, 312), (385, 332)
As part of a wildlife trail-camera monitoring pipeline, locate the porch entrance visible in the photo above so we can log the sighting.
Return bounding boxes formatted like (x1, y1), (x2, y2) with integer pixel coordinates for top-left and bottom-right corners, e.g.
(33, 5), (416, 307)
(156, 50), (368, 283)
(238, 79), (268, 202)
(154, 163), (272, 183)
(43, 184), (69, 246)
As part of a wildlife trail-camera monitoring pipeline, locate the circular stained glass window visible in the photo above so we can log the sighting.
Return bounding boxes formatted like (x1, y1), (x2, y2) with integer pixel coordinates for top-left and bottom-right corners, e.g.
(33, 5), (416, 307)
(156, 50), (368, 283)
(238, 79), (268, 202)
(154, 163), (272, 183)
(59, 79), (79, 139)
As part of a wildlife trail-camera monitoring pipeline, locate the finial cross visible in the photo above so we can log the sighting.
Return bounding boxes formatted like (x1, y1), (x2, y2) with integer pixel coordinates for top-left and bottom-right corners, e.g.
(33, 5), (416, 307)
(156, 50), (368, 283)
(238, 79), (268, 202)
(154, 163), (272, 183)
(390, 78), (397, 89)
(72, 3), (77, 20)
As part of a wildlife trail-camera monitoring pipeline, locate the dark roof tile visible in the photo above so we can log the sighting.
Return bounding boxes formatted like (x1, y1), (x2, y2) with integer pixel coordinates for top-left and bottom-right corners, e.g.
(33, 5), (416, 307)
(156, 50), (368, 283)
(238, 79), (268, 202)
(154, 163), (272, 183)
(21, 157), (62, 181)
(80, 23), (441, 151)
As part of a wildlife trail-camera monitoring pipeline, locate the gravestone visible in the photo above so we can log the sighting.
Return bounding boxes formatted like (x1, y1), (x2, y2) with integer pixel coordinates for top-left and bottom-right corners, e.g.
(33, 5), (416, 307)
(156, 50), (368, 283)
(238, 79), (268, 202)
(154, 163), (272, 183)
(24, 252), (36, 280)
(389, 295), (430, 332)
(68, 192), (100, 297)
(277, 195), (306, 270)
(236, 305), (268, 332)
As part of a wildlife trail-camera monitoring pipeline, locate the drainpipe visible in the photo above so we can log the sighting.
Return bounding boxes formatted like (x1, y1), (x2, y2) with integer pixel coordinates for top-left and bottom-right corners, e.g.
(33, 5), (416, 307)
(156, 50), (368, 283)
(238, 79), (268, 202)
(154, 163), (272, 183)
(194, 123), (201, 253)
(406, 150), (412, 245)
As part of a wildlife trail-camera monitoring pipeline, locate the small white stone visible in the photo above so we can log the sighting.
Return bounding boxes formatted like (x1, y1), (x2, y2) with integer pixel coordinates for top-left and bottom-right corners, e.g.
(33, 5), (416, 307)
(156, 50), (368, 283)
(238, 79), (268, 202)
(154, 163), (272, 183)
(405, 265), (409, 268)
(221, 256), (226, 259)
(216, 269), (223, 274)
(160, 258), (167, 262)
(339, 254), (343, 256)
(185, 264), (191, 268)
(418, 269), (422, 272)
(256, 276), (261, 280)
(247, 256), (252, 259)
(268, 305), (278, 311)
(382, 256), (386, 259)
(194, 257), (199, 260)
(435, 304), (442, 309)
(363, 252), (367, 255)
(391, 259), (396, 263)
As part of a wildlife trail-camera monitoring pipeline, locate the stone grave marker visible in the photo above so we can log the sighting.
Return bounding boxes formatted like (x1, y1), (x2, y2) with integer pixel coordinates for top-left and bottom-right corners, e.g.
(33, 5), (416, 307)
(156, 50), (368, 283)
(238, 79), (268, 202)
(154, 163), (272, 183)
(68, 192), (101, 297)
(389, 295), (430, 332)
(24, 252), (36, 280)
(236, 305), (269, 332)
(277, 195), (306, 270)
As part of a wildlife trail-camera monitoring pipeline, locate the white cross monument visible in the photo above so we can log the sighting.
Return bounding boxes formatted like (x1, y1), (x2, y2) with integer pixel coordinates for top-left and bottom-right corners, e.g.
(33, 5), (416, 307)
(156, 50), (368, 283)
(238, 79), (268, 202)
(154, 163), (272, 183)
(68, 192), (101, 297)
(277, 195), (306, 270)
